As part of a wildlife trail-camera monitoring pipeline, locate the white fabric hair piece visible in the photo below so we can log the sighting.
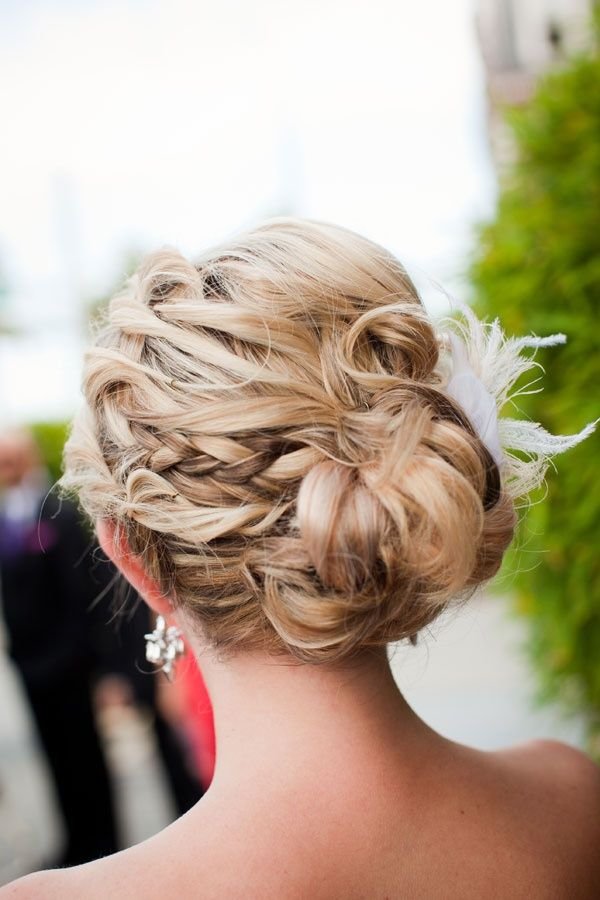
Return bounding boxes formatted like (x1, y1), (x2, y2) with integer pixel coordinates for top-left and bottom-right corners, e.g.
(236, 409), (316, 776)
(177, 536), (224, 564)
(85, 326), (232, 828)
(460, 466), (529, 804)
(434, 301), (598, 500)
(444, 332), (504, 467)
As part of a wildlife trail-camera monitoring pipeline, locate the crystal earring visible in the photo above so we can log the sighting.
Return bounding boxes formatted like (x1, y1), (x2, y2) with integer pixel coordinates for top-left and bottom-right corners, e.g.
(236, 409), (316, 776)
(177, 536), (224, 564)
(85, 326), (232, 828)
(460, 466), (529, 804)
(144, 615), (185, 681)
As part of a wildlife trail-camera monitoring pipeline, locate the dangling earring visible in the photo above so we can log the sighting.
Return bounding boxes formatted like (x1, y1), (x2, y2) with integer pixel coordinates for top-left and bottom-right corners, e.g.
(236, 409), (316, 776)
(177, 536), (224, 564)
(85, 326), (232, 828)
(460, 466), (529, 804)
(144, 615), (185, 681)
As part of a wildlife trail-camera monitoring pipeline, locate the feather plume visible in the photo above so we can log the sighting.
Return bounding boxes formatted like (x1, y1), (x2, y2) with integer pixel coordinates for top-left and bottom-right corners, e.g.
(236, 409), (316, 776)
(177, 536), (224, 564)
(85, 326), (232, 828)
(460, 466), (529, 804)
(434, 301), (598, 500)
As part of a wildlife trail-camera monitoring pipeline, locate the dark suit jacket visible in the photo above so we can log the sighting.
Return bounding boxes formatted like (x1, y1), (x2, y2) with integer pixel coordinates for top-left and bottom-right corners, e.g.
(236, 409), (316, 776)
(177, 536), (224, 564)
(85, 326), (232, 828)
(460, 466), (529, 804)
(0, 493), (110, 691)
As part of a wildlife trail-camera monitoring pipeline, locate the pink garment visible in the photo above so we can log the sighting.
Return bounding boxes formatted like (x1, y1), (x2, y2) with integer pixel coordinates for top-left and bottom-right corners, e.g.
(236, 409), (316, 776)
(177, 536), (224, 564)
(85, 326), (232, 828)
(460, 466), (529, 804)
(178, 653), (215, 787)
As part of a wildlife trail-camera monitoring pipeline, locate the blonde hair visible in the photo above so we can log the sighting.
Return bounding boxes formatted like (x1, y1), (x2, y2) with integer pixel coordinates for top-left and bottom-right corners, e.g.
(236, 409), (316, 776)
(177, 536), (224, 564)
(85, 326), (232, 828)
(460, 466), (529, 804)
(63, 219), (516, 662)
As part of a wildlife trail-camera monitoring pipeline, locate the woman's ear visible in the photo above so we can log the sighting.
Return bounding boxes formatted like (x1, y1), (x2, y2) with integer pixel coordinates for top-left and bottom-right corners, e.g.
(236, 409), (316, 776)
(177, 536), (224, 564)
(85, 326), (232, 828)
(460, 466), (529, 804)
(96, 518), (172, 617)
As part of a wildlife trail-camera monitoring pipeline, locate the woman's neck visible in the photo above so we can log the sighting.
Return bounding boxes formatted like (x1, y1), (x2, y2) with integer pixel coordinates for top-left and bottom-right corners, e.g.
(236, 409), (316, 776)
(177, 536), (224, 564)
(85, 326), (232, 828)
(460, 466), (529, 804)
(186, 635), (432, 793)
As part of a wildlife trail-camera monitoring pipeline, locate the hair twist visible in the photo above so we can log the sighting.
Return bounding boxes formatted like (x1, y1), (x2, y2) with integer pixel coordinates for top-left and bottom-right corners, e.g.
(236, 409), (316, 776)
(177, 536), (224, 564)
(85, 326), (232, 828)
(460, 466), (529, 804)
(63, 219), (516, 663)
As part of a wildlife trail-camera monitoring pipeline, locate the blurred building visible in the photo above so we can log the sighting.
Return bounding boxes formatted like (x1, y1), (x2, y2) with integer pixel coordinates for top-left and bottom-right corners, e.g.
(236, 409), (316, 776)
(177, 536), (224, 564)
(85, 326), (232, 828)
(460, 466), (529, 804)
(476, 0), (594, 166)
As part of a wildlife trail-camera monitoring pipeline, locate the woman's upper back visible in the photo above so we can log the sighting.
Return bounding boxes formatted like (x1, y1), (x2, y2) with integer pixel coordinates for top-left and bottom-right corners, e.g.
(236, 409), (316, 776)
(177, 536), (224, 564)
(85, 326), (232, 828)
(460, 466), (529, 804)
(7, 736), (600, 899)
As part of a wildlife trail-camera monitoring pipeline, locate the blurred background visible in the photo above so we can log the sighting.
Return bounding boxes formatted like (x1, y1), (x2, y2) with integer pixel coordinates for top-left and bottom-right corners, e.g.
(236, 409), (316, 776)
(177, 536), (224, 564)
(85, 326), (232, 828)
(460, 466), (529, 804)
(0, 0), (598, 884)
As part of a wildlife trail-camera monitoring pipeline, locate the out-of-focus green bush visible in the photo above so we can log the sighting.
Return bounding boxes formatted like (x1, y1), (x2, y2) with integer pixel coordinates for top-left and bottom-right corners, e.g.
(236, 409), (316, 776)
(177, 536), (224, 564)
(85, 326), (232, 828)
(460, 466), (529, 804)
(30, 421), (69, 484)
(471, 21), (600, 747)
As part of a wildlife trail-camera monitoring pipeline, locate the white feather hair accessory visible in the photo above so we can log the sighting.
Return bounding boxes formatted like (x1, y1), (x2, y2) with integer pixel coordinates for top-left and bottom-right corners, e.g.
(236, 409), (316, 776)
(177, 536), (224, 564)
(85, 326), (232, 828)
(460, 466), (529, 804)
(434, 302), (598, 501)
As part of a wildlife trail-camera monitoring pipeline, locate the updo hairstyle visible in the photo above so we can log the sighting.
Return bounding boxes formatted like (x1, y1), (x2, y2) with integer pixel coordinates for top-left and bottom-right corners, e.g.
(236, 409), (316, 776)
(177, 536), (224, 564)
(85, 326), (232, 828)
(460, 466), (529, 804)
(63, 219), (516, 662)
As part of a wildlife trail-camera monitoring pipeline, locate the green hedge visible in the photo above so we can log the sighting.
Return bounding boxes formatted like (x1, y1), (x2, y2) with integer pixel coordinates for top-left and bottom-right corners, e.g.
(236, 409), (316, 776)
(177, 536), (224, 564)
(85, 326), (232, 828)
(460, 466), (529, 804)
(30, 421), (69, 485)
(471, 22), (600, 747)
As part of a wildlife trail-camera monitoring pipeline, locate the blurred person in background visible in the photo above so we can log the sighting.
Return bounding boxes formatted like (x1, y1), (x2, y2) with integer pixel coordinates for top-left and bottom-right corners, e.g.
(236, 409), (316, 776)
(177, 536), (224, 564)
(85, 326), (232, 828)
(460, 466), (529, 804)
(0, 429), (118, 866)
(4, 220), (598, 898)
(0, 429), (205, 870)
(91, 589), (207, 811)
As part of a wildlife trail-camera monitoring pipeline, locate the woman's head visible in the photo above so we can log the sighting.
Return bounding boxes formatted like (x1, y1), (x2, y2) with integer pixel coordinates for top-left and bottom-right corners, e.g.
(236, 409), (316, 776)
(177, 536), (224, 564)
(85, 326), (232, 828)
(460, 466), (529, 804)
(63, 219), (516, 662)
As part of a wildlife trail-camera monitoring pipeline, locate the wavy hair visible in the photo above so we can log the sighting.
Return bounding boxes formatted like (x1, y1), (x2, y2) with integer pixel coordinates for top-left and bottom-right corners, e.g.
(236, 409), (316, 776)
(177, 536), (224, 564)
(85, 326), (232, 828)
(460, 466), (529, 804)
(63, 219), (517, 662)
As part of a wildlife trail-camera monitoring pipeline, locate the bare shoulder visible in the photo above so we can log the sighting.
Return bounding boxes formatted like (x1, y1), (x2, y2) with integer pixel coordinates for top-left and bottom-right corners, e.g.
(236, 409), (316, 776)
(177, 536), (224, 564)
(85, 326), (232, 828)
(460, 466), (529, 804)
(0, 869), (77, 900)
(494, 738), (600, 891)
(0, 855), (130, 900)
(0, 828), (223, 900)
(500, 738), (600, 809)
(0, 862), (146, 900)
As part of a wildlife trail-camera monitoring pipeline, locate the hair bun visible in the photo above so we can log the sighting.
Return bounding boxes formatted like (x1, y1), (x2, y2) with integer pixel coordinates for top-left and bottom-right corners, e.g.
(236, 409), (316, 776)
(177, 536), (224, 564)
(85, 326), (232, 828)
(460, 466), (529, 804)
(66, 218), (591, 665)
(296, 460), (379, 594)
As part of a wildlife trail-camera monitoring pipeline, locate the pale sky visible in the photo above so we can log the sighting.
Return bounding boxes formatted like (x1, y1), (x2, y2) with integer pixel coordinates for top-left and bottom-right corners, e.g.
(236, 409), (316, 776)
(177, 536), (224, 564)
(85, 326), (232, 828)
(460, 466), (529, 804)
(0, 0), (496, 422)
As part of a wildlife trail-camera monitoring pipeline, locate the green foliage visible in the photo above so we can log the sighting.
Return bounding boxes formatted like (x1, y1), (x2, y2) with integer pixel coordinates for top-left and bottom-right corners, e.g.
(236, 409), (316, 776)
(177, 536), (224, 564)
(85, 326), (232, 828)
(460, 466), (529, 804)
(471, 33), (600, 745)
(30, 421), (69, 484)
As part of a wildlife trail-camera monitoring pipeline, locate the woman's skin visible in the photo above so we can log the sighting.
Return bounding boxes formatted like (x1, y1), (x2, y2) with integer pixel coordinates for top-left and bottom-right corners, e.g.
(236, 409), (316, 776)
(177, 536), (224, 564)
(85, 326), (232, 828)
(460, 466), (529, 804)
(4, 521), (600, 899)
